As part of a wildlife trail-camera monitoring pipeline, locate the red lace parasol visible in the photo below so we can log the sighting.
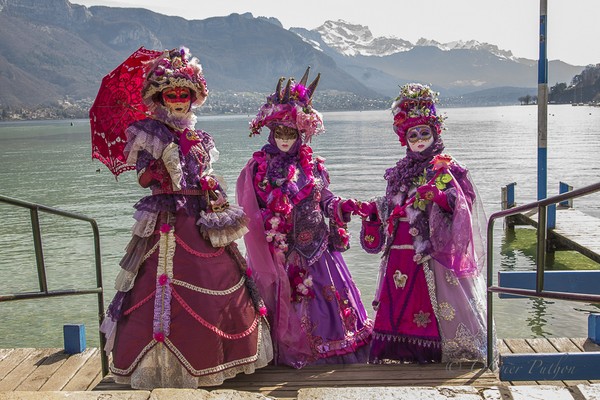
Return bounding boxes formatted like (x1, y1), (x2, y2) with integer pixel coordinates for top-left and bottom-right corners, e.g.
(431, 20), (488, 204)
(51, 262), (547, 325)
(90, 46), (163, 176)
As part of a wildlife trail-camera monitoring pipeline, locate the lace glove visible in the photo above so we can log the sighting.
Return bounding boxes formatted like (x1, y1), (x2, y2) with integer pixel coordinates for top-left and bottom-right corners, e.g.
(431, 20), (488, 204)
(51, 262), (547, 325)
(357, 201), (377, 218)
(138, 159), (169, 189)
(340, 198), (357, 213)
(416, 183), (451, 212)
(161, 142), (183, 191)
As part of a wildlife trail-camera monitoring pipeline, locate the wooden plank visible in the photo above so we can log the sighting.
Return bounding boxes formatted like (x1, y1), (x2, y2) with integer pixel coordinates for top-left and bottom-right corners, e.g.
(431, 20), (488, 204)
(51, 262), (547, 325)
(15, 348), (69, 391)
(93, 376), (131, 391)
(497, 339), (512, 355)
(571, 337), (600, 353)
(62, 348), (102, 391)
(526, 338), (579, 386)
(0, 348), (34, 380)
(571, 337), (600, 385)
(96, 363), (499, 395)
(548, 337), (583, 353)
(550, 337), (600, 384)
(0, 348), (56, 391)
(523, 209), (600, 263)
(39, 347), (96, 391)
(497, 339), (516, 386)
(0, 349), (14, 362)
(502, 339), (538, 385)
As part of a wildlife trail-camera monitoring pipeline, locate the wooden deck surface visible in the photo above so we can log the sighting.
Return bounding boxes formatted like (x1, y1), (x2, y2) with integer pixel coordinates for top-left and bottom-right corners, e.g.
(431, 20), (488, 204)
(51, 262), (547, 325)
(1, 338), (599, 399)
(512, 208), (600, 263)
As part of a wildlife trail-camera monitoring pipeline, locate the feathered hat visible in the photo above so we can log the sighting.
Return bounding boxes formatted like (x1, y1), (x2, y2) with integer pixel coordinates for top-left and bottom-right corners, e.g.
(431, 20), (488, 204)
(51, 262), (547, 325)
(391, 83), (445, 146)
(142, 47), (209, 109)
(249, 67), (324, 143)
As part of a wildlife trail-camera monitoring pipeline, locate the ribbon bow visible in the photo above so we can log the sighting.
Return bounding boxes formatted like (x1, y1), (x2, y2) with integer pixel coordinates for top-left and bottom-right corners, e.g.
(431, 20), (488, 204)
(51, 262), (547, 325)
(179, 128), (201, 155)
(387, 204), (407, 235)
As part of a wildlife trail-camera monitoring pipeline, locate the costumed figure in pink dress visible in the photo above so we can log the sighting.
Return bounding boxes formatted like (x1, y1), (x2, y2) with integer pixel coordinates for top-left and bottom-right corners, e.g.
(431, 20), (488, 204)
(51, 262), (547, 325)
(100, 47), (272, 389)
(236, 69), (373, 368)
(358, 83), (490, 364)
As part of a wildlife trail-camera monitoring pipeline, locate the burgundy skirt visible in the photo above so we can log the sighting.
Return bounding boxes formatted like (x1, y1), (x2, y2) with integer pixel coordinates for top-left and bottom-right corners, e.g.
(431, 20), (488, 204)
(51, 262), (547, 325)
(111, 210), (262, 377)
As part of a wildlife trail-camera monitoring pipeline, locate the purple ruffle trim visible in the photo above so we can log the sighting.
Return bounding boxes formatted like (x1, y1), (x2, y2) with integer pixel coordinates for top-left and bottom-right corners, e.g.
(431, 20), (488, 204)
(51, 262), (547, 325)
(134, 194), (205, 218)
(106, 291), (127, 322)
(119, 235), (152, 272)
(196, 203), (247, 229)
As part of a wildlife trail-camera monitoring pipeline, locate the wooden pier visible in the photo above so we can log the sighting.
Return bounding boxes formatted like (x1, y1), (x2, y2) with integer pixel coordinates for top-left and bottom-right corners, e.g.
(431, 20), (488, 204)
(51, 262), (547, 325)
(508, 208), (600, 264)
(0, 338), (599, 399)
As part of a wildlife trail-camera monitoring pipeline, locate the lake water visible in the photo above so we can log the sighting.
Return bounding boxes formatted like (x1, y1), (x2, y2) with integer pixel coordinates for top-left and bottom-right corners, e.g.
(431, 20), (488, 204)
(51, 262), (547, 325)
(1, 104), (599, 348)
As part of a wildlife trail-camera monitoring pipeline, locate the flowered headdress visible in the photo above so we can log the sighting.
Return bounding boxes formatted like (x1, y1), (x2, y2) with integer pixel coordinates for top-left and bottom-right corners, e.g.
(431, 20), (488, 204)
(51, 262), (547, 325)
(250, 67), (324, 143)
(142, 47), (209, 109)
(391, 83), (445, 146)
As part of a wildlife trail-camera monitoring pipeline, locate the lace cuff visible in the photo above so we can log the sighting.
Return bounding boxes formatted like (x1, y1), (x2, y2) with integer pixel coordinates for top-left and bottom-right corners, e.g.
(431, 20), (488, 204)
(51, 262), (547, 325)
(161, 142), (182, 191)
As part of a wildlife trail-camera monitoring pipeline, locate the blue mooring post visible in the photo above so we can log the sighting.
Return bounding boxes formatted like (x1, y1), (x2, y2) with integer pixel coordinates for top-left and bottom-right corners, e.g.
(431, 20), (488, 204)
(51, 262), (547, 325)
(506, 183), (516, 209)
(501, 182), (516, 211)
(559, 181), (573, 208)
(63, 324), (86, 354)
(589, 314), (600, 345)
(538, 0), (552, 230)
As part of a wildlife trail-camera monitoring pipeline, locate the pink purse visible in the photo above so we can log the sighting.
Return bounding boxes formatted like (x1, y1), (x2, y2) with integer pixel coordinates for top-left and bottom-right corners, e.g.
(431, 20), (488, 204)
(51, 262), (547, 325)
(360, 217), (384, 253)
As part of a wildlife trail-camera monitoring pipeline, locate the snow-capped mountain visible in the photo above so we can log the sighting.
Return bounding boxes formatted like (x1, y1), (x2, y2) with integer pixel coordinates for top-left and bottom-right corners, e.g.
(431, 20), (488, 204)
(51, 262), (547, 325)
(296, 19), (516, 60)
(314, 20), (412, 57)
(290, 19), (581, 98)
(415, 38), (516, 60)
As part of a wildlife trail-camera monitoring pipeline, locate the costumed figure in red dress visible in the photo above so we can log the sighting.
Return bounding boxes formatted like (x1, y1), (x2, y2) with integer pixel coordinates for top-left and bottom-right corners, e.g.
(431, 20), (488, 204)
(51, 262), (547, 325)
(100, 47), (272, 389)
(358, 83), (492, 365)
(236, 69), (373, 368)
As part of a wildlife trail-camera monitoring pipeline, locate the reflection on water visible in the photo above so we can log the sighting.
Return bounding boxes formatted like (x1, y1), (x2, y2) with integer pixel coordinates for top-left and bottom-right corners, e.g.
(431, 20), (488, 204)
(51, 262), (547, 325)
(1, 105), (600, 347)
(527, 298), (552, 337)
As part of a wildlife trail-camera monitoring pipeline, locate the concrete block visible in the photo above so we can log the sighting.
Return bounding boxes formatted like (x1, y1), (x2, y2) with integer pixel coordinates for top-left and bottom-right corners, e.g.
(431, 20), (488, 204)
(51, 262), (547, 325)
(575, 383), (600, 400)
(298, 386), (482, 400)
(150, 389), (211, 400)
(0, 391), (151, 399)
(209, 390), (276, 399)
(500, 385), (575, 400)
(63, 324), (86, 354)
(150, 389), (273, 400)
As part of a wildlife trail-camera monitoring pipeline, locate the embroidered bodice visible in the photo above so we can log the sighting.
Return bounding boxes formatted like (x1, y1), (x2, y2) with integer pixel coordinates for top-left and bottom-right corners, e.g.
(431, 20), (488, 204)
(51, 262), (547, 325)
(251, 149), (344, 266)
(124, 118), (219, 216)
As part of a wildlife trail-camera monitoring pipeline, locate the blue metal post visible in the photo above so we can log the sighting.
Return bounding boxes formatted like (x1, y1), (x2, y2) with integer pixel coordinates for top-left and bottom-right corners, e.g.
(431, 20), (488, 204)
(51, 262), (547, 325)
(559, 181), (573, 208)
(506, 183), (516, 209)
(538, 1), (552, 228)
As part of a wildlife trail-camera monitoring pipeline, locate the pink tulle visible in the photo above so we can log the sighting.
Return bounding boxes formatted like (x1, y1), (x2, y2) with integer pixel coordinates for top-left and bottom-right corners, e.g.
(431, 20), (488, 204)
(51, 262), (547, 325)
(236, 159), (313, 367)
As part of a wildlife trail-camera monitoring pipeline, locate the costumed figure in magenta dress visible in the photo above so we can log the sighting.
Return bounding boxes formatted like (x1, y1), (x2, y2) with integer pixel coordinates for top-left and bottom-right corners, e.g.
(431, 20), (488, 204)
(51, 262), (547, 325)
(236, 69), (373, 368)
(100, 47), (272, 389)
(358, 83), (490, 364)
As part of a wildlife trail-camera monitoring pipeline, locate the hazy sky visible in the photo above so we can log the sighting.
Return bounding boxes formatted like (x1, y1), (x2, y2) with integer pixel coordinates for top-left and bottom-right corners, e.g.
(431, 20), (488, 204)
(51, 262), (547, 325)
(72, 0), (598, 66)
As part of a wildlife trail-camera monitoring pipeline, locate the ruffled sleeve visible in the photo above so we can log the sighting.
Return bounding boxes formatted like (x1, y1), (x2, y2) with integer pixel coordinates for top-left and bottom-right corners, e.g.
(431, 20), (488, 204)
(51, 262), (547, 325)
(124, 119), (174, 171)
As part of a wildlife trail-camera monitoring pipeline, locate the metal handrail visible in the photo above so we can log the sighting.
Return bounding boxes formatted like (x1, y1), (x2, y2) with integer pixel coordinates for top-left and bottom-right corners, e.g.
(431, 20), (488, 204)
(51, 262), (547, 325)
(0, 194), (108, 377)
(486, 181), (600, 370)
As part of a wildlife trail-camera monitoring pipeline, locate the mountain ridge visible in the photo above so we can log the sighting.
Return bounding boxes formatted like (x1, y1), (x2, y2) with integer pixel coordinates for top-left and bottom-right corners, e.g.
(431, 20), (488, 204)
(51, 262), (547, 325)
(0, 0), (588, 116)
(291, 19), (584, 98)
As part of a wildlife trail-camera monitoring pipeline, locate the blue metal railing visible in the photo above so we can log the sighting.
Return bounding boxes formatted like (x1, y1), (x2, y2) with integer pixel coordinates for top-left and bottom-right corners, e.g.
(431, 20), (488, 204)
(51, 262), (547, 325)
(0, 194), (108, 376)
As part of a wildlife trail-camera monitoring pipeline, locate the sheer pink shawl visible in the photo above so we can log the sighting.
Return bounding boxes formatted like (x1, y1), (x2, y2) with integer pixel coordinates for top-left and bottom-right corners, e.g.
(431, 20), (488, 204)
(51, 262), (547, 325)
(236, 159), (312, 367)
